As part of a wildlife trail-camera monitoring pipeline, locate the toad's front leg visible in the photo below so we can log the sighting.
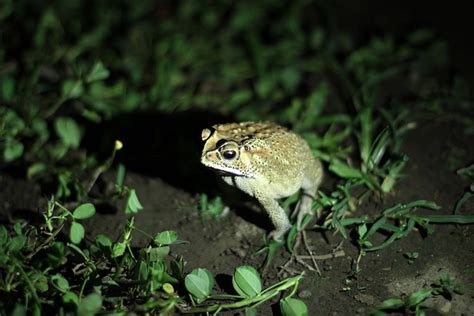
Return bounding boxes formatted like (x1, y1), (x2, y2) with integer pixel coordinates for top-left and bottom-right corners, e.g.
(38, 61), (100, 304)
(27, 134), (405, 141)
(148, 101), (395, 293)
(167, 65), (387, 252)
(257, 196), (291, 242)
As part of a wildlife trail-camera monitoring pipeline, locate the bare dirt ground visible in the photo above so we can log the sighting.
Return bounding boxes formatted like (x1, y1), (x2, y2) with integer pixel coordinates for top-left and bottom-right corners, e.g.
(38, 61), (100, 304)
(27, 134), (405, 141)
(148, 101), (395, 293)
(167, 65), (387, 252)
(1, 114), (473, 315)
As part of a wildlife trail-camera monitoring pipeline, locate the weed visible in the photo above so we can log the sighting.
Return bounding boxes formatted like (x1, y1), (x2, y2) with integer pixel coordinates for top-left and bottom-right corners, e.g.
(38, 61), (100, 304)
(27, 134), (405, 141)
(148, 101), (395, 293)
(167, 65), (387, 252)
(372, 273), (465, 315)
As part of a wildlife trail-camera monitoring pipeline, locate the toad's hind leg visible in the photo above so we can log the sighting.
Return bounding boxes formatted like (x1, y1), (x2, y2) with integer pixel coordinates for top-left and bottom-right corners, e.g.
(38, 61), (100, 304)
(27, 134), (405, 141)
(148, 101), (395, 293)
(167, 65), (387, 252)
(296, 158), (323, 230)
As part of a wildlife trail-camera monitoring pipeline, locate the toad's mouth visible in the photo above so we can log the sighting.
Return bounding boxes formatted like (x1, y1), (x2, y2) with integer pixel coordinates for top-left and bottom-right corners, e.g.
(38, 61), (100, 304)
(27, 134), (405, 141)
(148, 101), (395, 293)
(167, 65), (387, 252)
(201, 160), (245, 177)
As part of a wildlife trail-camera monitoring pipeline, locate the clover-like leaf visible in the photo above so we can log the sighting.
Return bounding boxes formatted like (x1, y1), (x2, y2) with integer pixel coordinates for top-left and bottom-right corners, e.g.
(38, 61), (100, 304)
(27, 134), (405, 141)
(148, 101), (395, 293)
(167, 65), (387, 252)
(154, 230), (177, 245)
(232, 265), (262, 298)
(185, 268), (214, 303)
(55, 117), (81, 149)
(280, 298), (308, 316)
(70, 222), (85, 244)
(73, 203), (96, 220)
(51, 274), (70, 292)
(86, 61), (110, 83)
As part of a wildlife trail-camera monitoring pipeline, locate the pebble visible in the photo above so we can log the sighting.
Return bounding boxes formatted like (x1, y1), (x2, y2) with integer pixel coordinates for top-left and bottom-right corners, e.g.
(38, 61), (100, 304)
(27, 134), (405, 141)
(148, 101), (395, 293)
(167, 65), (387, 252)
(298, 290), (312, 298)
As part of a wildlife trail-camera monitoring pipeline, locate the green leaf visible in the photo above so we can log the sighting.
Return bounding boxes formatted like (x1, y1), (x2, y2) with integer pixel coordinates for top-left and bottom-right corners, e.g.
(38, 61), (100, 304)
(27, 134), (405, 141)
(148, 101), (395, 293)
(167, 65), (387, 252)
(280, 298), (309, 316)
(13, 222), (22, 235)
(86, 61), (110, 83)
(379, 298), (404, 309)
(51, 274), (70, 292)
(286, 225), (298, 252)
(112, 241), (126, 258)
(154, 230), (178, 245)
(70, 222), (85, 244)
(73, 203), (96, 220)
(358, 223), (368, 239)
(229, 89), (252, 108)
(95, 234), (112, 248)
(8, 235), (26, 253)
(55, 117), (82, 149)
(63, 291), (79, 305)
(0, 226), (7, 246)
(280, 67), (301, 93)
(27, 162), (48, 179)
(32, 273), (49, 292)
(232, 265), (262, 298)
(10, 304), (26, 316)
(149, 246), (170, 261)
(407, 288), (432, 307)
(3, 138), (24, 161)
(62, 79), (84, 99)
(1, 77), (15, 102)
(77, 292), (102, 316)
(244, 307), (258, 316)
(185, 268), (214, 303)
(328, 160), (363, 179)
(125, 189), (143, 214)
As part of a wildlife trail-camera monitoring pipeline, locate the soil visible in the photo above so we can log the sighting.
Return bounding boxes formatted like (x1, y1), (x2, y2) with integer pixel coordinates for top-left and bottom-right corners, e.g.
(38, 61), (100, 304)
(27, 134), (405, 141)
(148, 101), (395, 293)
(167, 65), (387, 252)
(1, 112), (473, 315)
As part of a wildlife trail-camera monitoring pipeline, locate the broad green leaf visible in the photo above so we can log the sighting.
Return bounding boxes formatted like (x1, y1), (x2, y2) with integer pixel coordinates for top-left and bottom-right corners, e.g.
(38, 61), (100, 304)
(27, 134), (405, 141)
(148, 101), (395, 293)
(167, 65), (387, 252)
(13, 222), (22, 235)
(379, 298), (404, 309)
(55, 117), (82, 148)
(185, 268), (214, 303)
(280, 298), (309, 316)
(358, 223), (368, 238)
(73, 203), (96, 220)
(10, 304), (26, 316)
(149, 246), (170, 261)
(112, 242), (126, 258)
(32, 273), (49, 292)
(8, 235), (26, 253)
(137, 260), (149, 281)
(280, 67), (301, 93)
(229, 89), (252, 107)
(63, 291), (79, 305)
(51, 274), (70, 292)
(62, 79), (84, 99)
(4, 139), (24, 161)
(407, 288), (432, 307)
(125, 189), (143, 214)
(232, 265), (262, 298)
(77, 292), (102, 316)
(155, 230), (177, 245)
(27, 162), (47, 179)
(162, 283), (174, 294)
(70, 222), (85, 244)
(95, 234), (112, 248)
(86, 61), (110, 83)
(1, 76), (15, 102)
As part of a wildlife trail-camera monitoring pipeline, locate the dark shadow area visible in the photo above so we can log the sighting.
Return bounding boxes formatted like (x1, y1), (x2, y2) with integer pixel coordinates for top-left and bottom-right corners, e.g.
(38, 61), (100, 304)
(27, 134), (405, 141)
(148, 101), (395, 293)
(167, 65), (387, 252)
(82, 110), (232, 195)
(327, 0), (474, 87)
(215, 274), (235, 296)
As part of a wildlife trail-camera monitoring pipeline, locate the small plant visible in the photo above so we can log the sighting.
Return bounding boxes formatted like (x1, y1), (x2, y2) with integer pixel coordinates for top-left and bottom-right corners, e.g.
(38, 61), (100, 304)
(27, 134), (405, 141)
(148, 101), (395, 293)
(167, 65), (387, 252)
(403, 252), (419, 265)
(198, 194), (227, 219)
(183, 265), (306, 315)
(454, 163), (474, 215)
(372, 273), (465, 315)
(372, 288), (432, 315)
(354, 200), (474, 272)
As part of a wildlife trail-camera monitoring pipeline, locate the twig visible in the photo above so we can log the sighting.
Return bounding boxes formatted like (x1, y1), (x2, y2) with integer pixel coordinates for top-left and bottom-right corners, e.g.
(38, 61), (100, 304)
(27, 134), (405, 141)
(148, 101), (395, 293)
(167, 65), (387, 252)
(302, 230), (321, 275)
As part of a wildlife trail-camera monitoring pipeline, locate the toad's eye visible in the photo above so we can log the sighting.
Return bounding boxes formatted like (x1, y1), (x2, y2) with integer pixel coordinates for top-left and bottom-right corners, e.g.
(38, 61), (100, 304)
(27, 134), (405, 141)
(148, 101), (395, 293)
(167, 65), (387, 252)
(222, 150), (237, 160)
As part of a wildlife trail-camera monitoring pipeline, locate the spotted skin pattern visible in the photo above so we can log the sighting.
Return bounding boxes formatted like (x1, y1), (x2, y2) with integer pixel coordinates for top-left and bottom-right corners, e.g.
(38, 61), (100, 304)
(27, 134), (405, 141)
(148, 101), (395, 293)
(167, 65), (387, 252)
(201, 121), (323, 241)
